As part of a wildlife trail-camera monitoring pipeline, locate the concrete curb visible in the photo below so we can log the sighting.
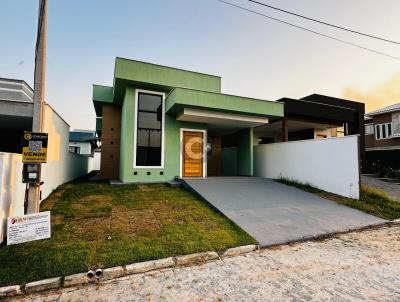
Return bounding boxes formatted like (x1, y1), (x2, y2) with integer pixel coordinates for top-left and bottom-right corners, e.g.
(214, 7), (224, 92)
(1, 220), (399, 298)
(222, 245), (257, 257)
(0, 285), (21, 298)
(0, 248), (236, 298)
(24, 277), (62, 294)
(176, 251), (219, 266)
(125, 257), (175, 275)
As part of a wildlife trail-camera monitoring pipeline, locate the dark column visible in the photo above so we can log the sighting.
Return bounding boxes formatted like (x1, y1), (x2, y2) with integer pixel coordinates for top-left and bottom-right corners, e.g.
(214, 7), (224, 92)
(282, 118), (288, 142)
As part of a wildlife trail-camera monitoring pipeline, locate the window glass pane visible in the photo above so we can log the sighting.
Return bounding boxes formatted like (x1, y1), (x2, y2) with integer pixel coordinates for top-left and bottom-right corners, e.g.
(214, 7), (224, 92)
(138, 112), (160, 129)
(376, 125), (380, 139)
(137, 129), (149, 147)
(388, 123), (392, 136)
(149, 130), (161, 147)
(382, 124), (386, 138)
(138, 93), (162, 112)
(135, 92), (163, 166)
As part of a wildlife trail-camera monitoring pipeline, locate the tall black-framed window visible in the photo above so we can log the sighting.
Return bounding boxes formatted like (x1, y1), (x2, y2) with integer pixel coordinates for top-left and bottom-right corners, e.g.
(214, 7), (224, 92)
(135, 92), (163, 167)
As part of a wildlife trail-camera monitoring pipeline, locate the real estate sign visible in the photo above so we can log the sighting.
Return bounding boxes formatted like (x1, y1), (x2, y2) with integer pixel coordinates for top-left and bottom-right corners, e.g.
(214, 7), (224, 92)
(22, 132), (48, 163)
(7, 211), (51, 245)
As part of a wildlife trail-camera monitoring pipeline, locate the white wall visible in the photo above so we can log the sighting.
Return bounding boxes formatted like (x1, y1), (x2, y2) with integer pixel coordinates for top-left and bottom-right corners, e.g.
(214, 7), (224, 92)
(40, 104), (90, 199)
(254, 135), (360, 199)
(89, 151), (101, 171)
(0, 104), (90, 243)
(69, 141), (92, 155)
(0, 153), (25, 243)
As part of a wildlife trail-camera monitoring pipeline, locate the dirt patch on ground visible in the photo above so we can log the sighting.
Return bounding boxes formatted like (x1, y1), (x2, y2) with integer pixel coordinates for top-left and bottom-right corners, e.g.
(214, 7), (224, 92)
(67, 217), (111, 241)
(71, 195), (113, 214)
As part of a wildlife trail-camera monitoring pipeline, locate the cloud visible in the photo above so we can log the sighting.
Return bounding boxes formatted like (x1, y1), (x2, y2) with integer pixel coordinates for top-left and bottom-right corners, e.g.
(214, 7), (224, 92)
(343, 73), (400, 112)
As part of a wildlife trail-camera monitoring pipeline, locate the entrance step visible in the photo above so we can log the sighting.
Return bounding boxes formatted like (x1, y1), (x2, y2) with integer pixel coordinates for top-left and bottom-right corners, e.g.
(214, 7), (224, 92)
(168, 179), (183, 188)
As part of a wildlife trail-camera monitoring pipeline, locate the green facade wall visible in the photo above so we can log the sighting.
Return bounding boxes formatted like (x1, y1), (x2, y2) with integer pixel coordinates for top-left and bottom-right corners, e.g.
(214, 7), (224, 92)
(119, 87), (207, 183)
(237, 128), (254, 176)
(115, 58), (221, 93)
(221, 148), (238, 176)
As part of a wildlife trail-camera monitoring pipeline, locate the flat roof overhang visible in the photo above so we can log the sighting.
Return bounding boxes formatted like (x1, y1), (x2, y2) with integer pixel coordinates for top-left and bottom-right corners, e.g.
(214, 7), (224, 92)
(167, 87), (283, 135)
(166, 87), (283, 118)
(92, 85), (114, 117)
(113, 57), (222, 104)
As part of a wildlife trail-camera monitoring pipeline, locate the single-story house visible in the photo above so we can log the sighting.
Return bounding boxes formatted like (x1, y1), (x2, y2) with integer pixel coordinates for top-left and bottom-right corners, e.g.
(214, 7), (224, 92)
(93, 58), (364, 183)
(93, 58), (284, 181)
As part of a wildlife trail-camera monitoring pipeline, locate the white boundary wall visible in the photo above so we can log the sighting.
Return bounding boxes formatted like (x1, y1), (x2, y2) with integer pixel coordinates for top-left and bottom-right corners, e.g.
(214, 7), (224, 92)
(254, 135), (360, 199)
(0, 104), (90, 243)
(0, 153), (25, 243)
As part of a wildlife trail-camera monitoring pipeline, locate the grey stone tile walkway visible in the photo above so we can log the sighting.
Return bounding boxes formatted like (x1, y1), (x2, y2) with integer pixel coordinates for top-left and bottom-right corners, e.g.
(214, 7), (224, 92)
(9, 225), (400, 301)
(184, 178), (386, 247)
(362, 175), (400, 202)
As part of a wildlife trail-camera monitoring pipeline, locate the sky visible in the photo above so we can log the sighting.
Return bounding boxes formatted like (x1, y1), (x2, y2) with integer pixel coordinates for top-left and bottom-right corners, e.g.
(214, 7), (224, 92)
(1, 0), (399, 130)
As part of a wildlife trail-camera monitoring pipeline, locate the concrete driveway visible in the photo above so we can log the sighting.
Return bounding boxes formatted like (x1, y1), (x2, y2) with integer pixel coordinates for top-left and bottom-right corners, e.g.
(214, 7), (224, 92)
(183, 178), (386, 247)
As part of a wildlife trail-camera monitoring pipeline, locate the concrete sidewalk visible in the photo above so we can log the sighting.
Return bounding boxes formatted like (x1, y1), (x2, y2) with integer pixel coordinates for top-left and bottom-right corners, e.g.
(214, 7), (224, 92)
(184, 177), (386, 247)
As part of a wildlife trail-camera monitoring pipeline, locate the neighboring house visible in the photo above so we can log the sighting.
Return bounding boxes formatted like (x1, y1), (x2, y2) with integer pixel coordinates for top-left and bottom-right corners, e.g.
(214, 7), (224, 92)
(364, 103), (400, 167)
(69, 130), (97, 156)
(254, 95), (365, 155)
(0, 78), (90, 243)
(93, 58), (365, 182)
(0, 78), (34, 153)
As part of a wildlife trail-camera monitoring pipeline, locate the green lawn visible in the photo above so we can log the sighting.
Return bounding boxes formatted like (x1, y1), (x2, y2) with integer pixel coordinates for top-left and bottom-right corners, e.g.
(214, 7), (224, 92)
(276, 178), (400, 220)
(0, 180), (256, 287)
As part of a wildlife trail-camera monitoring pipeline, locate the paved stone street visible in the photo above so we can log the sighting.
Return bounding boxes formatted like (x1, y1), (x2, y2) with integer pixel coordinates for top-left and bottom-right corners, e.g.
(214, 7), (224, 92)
(362, 175), (400, 202)
(8, 225), (400, 302)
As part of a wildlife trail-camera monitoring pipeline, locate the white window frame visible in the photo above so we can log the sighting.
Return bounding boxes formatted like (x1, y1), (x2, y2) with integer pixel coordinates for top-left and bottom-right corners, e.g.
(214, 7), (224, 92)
(375, 123), (392, 140)
(133, 89), (166, 169)
(179, 128), (207, 178)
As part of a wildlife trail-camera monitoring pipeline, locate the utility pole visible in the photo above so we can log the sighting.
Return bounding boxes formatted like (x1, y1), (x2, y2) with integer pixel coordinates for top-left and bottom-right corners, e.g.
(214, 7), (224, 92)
(27, 0), (47, 214)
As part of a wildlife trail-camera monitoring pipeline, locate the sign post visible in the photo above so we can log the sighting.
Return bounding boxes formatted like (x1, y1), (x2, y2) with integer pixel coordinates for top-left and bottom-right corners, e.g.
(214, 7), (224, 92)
(27, 0), (47, 214)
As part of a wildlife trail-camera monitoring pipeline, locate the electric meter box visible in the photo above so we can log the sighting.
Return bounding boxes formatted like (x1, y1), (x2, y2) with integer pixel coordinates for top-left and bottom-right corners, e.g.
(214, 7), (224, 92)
(22, 164), (41, 184)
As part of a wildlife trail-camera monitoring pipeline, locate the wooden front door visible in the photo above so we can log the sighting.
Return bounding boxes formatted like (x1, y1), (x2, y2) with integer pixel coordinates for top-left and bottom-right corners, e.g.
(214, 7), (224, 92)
(182, 131), (204, 177)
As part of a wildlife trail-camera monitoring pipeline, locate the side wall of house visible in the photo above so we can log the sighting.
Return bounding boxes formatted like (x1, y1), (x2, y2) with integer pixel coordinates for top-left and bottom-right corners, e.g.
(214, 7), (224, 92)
(254, 135), (360, 199)
(100, 104), (121, 179)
